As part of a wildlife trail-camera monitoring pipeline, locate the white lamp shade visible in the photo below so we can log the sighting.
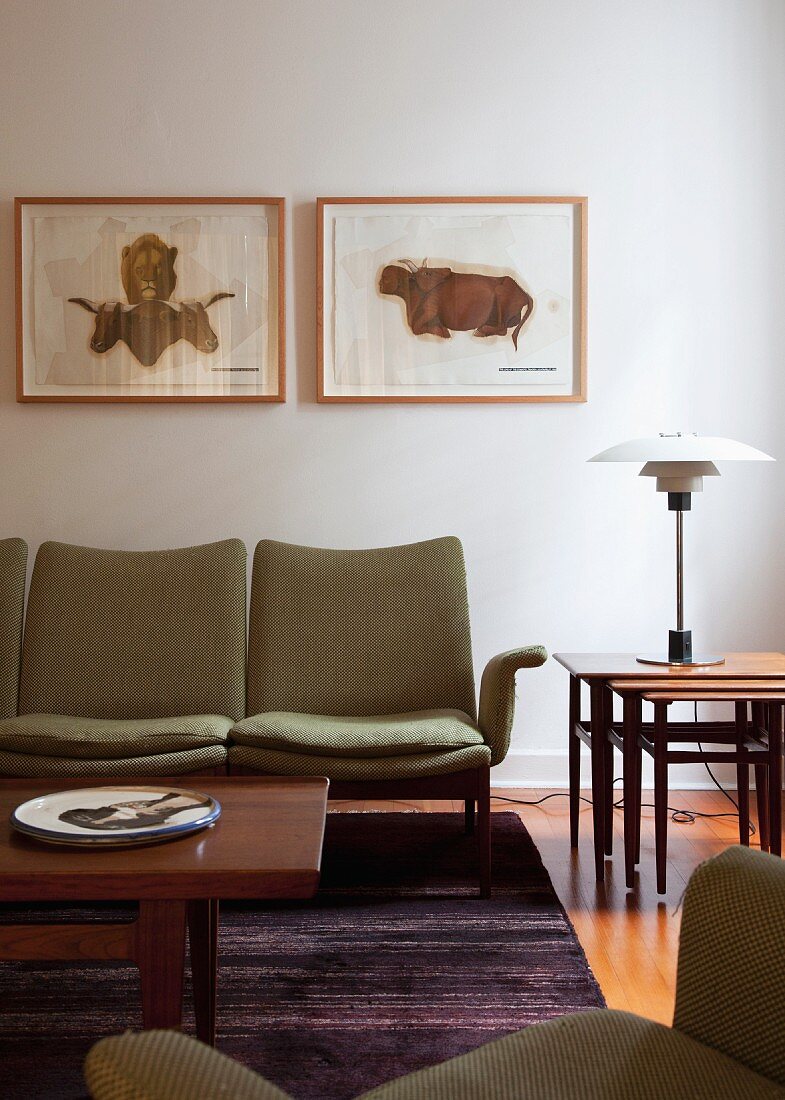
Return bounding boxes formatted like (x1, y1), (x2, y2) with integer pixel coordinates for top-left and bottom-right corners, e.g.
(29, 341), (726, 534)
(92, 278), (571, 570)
(589, 434), (774, 463)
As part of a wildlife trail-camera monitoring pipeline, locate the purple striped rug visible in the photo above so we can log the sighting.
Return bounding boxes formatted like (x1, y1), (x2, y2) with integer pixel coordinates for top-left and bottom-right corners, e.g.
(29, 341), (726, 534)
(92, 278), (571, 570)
(0, 812), (603, 1099)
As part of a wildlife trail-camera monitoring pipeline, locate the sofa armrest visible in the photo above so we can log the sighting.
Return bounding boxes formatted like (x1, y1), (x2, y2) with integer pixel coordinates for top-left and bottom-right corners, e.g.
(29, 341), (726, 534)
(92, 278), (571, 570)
(85, 1030), (292, 1100)
(478, 645), (548, 766)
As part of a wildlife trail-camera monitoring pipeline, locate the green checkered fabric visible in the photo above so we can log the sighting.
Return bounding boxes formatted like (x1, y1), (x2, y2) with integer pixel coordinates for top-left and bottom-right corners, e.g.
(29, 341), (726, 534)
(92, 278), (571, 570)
(246, 538), (477, 720)
(359, 1009), (785, 1099)
(230, 709), (484, 758)
(0, 713), (233, 760)
(674, 846), (785, 1086)
(0, 538), (27, 720)
(478, 646), (548, 765)
(0, 743), (226, 778)
(85, 1029), (289, 1100)
(19, 540), (247, 721)
(83, 847), (785, 1100)
(229, 742), (491, 780)
(83, 1014), (785, 1100)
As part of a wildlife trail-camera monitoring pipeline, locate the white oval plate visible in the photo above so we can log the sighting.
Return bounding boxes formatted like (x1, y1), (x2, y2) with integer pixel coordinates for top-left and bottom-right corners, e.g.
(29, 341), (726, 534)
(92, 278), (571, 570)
(10, 785), (221, 848)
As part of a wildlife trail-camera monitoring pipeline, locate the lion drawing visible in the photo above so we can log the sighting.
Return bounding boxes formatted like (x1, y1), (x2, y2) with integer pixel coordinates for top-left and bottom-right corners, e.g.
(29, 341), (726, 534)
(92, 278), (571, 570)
(121, 233), (178, 303)
(70, 229), (235, 367)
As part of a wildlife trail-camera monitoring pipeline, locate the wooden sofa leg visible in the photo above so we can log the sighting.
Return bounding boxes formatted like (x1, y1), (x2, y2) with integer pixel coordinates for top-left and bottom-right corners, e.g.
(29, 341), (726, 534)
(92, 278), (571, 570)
(477, 768), (491, 898)
(465, 800), (475, 834)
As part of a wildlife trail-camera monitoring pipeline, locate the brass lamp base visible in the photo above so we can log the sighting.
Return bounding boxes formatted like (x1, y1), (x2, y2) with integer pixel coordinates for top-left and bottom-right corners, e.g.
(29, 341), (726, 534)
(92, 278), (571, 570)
(636, 654), (725, 667)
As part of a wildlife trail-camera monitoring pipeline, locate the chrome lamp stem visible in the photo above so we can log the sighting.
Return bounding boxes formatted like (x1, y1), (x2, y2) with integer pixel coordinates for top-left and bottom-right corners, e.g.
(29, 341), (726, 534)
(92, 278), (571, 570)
(676, 507), (683, 633)
(667, 492), (692, 663)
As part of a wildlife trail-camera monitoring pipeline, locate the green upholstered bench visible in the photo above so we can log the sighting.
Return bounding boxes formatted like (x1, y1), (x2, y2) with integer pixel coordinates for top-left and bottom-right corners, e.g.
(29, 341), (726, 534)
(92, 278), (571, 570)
(227, 537), (547, 895)
(84, 846), (785, 1099)
(0, 539), (246, 777)
(0, 533), (546, 895)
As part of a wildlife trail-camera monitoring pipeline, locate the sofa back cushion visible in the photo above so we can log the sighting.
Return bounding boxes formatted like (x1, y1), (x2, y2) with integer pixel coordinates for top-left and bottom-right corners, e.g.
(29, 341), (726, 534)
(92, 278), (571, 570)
(19, 540), (246, 721)
(0, 539), (28, 720)
(246, 537), (476, 719)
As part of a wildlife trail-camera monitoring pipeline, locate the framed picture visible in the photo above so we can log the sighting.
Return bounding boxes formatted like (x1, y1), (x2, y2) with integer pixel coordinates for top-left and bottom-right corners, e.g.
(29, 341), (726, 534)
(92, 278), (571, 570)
(317, 196), (586, 403)
(15, 197), (285, 402)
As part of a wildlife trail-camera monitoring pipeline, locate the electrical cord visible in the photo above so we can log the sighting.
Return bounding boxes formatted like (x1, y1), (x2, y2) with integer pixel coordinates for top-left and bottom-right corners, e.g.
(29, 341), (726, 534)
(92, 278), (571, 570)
(492, 788), (752, 828)
(492, 788), (756, 832)
(493, 702), (757, 836)
(693, 746), (756, 835)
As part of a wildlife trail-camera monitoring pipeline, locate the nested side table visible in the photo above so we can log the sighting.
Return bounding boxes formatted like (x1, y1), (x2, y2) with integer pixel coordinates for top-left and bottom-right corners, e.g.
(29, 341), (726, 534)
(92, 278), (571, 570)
(637, 689), (784, 892)
(553, 653), (785, 885)
(609, 678), (785, 889)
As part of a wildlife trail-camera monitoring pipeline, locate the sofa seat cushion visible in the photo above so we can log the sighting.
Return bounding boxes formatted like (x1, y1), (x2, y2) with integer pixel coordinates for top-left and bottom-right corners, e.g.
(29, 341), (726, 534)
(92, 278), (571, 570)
(230, 709), (484, 758)
(228, 742), (491, 781)
(0, 714), (233, 760)
(0, 744), (227, 778)
(359, 1009), (785, 1100)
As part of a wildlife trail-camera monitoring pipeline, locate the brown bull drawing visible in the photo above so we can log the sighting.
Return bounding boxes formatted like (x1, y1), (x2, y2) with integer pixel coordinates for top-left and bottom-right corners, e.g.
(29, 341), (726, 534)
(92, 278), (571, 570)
(379, 259), (534, 350)
(68, 294), (234, 368)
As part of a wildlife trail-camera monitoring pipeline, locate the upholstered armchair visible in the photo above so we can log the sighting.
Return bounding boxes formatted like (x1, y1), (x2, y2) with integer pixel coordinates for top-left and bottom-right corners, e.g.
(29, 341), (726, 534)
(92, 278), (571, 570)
(228, 536), (547, 895)
(0, 540), (247, 778)
(84, 846), (785, 1099)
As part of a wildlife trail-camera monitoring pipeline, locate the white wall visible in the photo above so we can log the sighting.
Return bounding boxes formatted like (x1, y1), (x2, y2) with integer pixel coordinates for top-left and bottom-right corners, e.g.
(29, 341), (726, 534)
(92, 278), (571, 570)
(1, 0), (784, 785)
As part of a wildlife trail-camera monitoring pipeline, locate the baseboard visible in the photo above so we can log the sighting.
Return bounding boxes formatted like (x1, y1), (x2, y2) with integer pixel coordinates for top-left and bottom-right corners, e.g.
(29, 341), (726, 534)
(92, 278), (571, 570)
(491, 751), (747, 790)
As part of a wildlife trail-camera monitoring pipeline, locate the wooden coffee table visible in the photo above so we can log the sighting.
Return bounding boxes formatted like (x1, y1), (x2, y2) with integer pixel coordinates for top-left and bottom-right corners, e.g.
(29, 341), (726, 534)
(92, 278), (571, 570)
(0, 776), (328, 1045)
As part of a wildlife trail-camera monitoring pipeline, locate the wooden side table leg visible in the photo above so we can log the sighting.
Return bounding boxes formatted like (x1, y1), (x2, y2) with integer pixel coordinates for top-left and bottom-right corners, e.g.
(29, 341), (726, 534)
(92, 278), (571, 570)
(623, 694), (641, 888)
(589, 681), (606, 882)
(634, 733), (643, 864)
(753, 701), (770, 852)
(569, 675), (581, 848)
(136, 900), (187, 1031)
(477, 766), (492, 898)
(603, 684), (614, 856)
(768, 703), (782, 858)
(188, 899), (219, 1047)
(735, 700), (750, 846)
(654, 702), (669, 895)
(756, 766), (771, 852)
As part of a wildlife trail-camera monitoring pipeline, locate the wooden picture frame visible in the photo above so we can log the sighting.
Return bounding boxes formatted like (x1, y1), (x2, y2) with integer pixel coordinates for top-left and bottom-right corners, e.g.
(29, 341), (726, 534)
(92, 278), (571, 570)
(15, 197), (285, 403)
(317, 196), (587, 404)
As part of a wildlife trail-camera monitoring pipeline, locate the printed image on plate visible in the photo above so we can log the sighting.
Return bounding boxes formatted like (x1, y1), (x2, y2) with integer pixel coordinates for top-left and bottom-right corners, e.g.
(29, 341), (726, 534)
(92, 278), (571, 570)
(10, 786), (221, 847)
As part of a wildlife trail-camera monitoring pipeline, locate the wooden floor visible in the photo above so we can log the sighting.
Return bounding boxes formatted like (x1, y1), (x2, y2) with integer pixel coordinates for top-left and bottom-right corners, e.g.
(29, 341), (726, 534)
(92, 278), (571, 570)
(330, 788), (776, 1026)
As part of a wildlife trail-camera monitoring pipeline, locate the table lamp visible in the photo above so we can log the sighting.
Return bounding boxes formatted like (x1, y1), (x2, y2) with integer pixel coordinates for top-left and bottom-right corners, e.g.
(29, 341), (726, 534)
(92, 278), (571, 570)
(589, 433), (774, 666)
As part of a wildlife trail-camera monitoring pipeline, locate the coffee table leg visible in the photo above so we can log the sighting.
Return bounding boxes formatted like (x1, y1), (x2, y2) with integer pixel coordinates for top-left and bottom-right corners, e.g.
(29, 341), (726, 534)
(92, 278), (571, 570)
(589, 681), (606, 882)
(189, 898), (219, 1046)
(137, 899), (187, 1030)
